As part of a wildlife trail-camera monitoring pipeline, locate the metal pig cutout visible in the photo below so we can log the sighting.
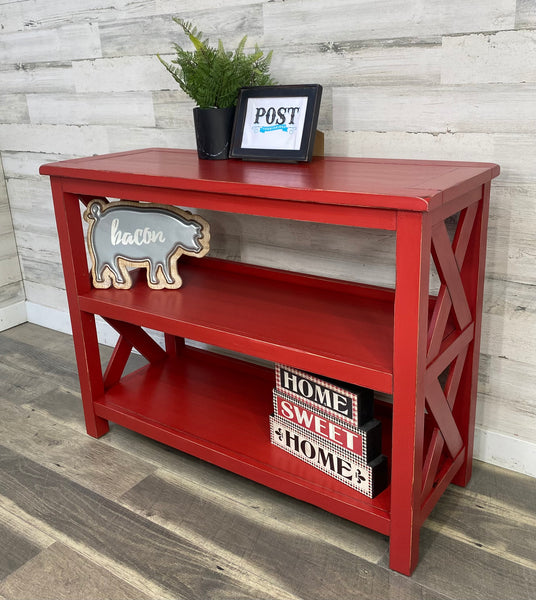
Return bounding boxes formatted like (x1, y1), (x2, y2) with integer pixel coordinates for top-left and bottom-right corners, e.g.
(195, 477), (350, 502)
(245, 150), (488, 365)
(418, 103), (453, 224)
(83, 199), (210, 290)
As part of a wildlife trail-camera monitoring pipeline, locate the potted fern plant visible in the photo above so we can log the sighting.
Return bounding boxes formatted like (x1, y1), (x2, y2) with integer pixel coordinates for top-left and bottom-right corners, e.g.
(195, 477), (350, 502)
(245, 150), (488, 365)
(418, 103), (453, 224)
(158, 19), (275, 159)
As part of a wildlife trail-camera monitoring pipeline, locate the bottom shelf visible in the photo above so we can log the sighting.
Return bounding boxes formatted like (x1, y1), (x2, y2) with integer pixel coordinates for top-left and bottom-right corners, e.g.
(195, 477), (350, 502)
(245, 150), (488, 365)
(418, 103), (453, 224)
(94, 346), (392, 534)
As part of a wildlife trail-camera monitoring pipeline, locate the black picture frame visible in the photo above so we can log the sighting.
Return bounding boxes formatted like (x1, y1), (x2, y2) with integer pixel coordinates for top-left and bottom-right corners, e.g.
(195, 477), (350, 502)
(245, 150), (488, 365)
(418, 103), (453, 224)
(230, 84), (322, 162)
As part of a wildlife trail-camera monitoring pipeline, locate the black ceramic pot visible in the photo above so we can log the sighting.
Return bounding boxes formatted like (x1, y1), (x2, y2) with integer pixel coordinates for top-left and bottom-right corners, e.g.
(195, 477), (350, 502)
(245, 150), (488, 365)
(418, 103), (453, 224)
(193, 106), (235, 160)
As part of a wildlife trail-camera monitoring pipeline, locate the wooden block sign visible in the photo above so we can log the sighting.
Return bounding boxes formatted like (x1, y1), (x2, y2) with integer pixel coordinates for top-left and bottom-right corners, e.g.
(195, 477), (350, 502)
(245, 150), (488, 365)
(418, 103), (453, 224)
(275, 364), (374, 428)
(273, 391), (382, 462)
(270, 416), (388, 498)
(83, 199), (210, 289)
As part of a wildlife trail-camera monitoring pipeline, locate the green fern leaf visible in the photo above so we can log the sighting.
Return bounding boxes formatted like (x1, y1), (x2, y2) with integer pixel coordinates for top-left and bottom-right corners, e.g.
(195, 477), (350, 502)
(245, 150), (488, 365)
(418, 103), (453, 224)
(158, 18), (276, 108)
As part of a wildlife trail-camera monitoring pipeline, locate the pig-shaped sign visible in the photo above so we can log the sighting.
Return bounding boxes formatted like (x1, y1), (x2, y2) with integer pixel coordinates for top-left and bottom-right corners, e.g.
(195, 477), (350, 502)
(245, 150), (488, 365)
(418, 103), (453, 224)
(83, 199), (210, 289)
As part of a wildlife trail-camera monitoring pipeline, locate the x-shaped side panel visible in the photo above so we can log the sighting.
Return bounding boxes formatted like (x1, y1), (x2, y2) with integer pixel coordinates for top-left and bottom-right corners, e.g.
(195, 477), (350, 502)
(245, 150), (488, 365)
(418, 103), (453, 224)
(428, 203), (478, 361)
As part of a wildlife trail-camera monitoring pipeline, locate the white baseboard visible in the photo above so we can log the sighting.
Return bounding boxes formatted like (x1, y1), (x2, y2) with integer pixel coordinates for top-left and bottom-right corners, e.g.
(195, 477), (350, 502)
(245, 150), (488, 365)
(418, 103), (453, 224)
(25, 301), (536, 479)
(474, 427), (536, 478)
(26, 302), (72, 334)
(26, 301), (120, 346)
(0, 300), (27, 331)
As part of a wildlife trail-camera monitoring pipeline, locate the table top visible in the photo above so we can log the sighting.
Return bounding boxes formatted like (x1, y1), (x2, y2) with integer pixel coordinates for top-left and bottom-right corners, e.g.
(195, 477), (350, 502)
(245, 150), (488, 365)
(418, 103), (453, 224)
(40, 148), (500, 212)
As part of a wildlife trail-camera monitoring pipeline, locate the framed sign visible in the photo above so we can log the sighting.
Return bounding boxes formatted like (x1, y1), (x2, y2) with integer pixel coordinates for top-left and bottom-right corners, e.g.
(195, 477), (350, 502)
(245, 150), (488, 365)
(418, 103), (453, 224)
(230, 84), (322, 162)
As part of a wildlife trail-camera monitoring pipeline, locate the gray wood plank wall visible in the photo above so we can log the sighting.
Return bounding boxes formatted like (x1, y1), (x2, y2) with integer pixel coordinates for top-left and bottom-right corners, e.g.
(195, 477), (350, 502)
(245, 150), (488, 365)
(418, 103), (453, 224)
(0, 155), (25, 329)
(0, 0), (534, 476)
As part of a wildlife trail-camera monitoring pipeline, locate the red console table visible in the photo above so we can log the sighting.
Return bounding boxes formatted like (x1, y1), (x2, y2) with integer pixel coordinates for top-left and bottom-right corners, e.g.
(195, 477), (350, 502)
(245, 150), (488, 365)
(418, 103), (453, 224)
(40, 149), (499, 575)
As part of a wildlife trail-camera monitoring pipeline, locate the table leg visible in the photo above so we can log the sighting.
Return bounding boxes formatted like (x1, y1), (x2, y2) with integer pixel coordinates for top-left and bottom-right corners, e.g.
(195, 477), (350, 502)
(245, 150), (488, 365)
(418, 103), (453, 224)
(389, 211), (431, 575)
(51, 181), (109, 437)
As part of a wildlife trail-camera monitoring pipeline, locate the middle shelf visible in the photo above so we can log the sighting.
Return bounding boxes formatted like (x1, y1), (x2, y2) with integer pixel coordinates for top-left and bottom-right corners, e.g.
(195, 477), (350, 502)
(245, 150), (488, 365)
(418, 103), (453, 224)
(79, 257), (396, 393)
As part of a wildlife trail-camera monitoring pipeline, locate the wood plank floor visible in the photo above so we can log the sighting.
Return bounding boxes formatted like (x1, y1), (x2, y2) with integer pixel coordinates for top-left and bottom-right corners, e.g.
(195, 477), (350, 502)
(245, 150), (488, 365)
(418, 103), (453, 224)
(0, 323), (535, 600)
